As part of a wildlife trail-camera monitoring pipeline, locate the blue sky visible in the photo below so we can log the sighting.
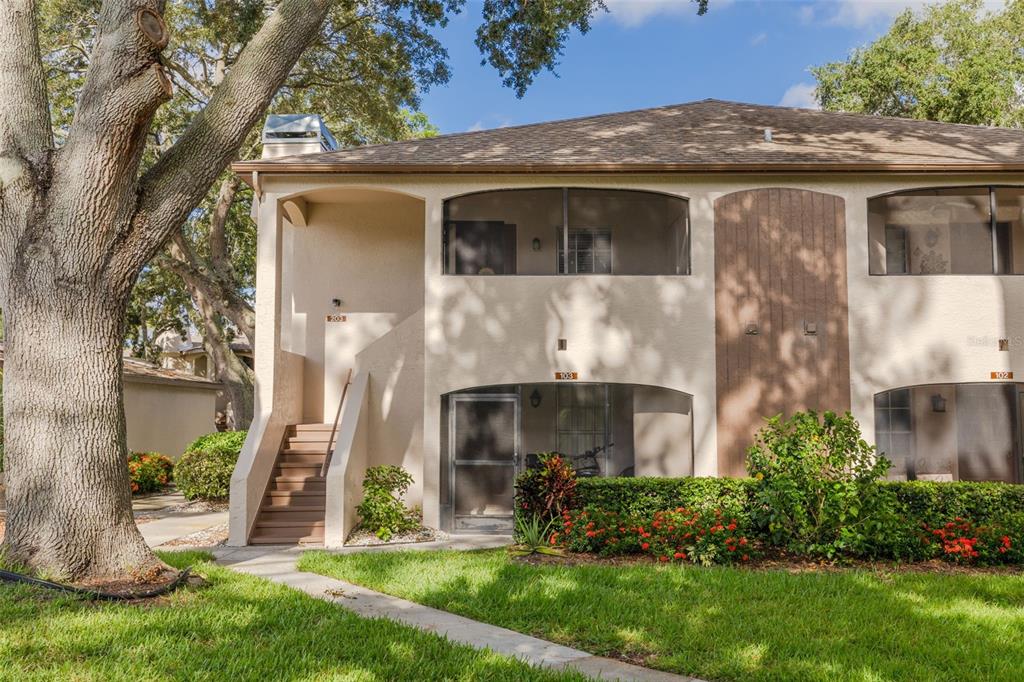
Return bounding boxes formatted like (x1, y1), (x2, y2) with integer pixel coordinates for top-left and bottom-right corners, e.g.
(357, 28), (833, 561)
(416, 0), (970, 133)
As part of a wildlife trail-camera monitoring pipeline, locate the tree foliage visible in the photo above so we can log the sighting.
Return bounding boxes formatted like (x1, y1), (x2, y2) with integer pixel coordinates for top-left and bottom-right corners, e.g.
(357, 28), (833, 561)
(813, 0), (1024, 127)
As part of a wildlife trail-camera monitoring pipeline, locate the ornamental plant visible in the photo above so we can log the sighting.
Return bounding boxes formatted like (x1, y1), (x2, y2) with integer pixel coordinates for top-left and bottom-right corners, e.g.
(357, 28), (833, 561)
(556, 506), (753, 565)
(920, 516), (1023, 565)
(356, 465), (418, 541)
(126, 452), (174, 495)
(515, 452), (577, 522)
(746, 410), (891, 557)
(175, 430), (248, 500)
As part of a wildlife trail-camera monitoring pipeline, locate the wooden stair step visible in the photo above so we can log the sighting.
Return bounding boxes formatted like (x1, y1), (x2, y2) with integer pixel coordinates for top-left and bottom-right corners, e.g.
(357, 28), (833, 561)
(254, 520), (325, 529)
(286, 433), (336, 444)
(279, 452), (327, 464)
(271, 478), (326, 492)
(263, 494), (326, 507)
(250, 534), (324, 545)
(257, 508), (325, 522)
(289, 423), (333, 432)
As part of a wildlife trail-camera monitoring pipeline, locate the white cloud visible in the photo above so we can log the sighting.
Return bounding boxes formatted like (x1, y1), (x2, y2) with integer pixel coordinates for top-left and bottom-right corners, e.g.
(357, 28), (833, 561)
(809, 1), (1004, 29)
(750, 31), (768, 46)
(779, 83), (820, 110)
(466, 117), (513, 133)
(602, 0), (733, 28)
(467, 121), (485, 132)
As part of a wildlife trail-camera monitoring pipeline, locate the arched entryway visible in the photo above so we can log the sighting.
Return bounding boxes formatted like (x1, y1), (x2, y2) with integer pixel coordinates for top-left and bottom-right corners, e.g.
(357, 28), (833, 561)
(440, 383), (694, 532)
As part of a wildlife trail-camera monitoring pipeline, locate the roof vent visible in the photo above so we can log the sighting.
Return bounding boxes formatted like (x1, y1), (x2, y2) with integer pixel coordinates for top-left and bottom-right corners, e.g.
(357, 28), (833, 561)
(763, 127), (773, 143)
(261, 114), (338, 159)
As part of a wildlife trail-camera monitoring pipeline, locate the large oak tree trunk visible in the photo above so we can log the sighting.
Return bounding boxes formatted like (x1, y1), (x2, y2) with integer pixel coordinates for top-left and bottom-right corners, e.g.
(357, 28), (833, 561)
(0, 0), (332, 581)
(2, 287), (158, 579)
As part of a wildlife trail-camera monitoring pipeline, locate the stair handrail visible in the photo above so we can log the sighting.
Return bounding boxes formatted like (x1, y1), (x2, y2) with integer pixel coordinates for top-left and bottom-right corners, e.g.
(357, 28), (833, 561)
(321, 368), (353, 477)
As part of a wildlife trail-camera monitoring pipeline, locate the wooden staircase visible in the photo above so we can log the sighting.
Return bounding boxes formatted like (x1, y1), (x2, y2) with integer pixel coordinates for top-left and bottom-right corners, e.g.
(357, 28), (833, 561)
(249, 424), (333, 544)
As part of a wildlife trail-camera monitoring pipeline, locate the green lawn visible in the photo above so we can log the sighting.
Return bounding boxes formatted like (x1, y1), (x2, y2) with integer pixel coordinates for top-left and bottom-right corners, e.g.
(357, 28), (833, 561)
(0, 551), (581, 682)
(299, 549), (1024, 682)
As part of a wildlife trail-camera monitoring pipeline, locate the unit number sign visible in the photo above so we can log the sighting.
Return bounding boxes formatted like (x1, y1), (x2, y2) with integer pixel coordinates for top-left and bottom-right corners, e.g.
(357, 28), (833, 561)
(991, 371), (1014, 380)
(555, 371), (579, 381)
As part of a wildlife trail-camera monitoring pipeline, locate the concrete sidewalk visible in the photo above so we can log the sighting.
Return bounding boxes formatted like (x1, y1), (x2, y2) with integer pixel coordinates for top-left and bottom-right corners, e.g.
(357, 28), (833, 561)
(140, 510), (229, 547)
(212, 546), (699, 682)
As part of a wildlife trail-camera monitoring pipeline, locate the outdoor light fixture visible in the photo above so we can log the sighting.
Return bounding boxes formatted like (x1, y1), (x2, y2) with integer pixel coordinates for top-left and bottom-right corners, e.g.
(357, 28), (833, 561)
(931, 394), (947, 413)
(532, 237), (542, 251)
(530, 388), (543, 408)
(331, 298), (343, 308)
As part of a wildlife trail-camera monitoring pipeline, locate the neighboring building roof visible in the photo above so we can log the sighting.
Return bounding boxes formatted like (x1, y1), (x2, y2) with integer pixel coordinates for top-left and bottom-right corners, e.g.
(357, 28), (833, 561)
(234, 100), (1024, 175)
(122, 358), (222, 389)
(0, 343), (219, 389)
(156, 330), (252, 357)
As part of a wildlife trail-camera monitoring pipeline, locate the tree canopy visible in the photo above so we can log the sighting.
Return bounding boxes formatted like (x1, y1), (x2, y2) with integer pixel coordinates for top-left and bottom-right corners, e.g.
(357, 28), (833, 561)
(813, 0), (1024, 127)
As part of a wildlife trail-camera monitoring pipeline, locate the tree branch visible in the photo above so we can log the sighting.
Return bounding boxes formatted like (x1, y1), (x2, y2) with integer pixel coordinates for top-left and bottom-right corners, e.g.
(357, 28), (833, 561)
(0, 0), (52, 162)
(115, 0), (332, 284)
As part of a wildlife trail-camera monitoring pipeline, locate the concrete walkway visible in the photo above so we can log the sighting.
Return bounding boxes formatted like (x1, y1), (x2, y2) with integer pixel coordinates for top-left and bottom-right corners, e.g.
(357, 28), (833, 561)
(139, 510), (229, 547)
(212, 545), (699, 682)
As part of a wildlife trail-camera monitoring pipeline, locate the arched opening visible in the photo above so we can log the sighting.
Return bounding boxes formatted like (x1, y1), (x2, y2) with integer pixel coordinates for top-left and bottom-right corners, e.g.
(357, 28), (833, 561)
(867, 186), (1024, 275)
(439, 382), (694, 532)
(874, 383), (1023, 483)
(442, 188), (690, 276)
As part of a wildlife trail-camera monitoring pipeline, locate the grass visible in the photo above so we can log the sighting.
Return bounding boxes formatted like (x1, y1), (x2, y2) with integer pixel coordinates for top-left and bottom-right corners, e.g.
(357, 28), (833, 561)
(0, 550), (581, 681)
(299, 548), (1024, 682)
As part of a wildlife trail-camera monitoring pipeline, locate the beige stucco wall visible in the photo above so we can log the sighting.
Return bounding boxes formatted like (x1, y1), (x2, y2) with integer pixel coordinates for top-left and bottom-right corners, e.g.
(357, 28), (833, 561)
(251, 170), (1024, 534)
(123, 380), (217, 458)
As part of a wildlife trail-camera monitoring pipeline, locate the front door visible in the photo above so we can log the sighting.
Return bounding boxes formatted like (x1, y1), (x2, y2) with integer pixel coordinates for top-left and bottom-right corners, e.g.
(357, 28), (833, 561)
(449, 393), (520, 532)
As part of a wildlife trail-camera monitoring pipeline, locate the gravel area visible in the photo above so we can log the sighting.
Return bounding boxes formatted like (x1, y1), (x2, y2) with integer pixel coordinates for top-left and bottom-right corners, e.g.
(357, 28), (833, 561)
(345, 526), (448, 547)
(159, 522), (229, 548)
(135, 500), (228, 524)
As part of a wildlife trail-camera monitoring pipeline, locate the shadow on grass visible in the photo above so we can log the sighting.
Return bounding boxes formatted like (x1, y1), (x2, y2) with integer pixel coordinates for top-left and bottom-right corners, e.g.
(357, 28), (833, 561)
(300, 548), (1024, 682)
(0, 550), (580, 681)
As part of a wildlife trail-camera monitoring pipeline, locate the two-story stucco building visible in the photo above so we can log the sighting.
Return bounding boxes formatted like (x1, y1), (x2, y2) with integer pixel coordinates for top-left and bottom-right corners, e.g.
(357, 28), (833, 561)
(227, 101), (1024, 546)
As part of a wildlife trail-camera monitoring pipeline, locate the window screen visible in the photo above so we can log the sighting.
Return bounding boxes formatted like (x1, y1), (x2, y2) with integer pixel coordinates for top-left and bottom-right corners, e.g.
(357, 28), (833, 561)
(868, 187), (1024, 275)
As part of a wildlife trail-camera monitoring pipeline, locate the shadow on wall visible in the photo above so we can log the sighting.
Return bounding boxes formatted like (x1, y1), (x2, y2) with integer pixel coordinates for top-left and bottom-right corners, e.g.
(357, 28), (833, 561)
(714, 188), (854, 475)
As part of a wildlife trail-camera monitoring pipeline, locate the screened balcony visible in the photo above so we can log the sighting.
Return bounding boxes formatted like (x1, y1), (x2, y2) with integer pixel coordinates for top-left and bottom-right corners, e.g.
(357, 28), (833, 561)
(868, 187), (1024, 275)
(443, 188), (690, 276)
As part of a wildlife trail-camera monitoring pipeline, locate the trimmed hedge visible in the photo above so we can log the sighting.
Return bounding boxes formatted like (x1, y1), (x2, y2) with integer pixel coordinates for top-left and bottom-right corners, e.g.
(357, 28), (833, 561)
(574, 477), (757, 520)
(176, 430), (247, 500)
(547, 476), (1024, 564)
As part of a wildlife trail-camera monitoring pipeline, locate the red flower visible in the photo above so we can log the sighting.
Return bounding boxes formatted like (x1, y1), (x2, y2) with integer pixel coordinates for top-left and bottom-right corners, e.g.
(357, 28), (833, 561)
(674, 552), (686, 560)
(659, 556), (669, 562)
(641, 542), (650, 550)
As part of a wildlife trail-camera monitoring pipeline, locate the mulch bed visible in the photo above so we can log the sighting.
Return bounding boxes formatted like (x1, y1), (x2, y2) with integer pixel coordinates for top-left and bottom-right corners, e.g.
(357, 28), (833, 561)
(160, 523), (229, 548)
(512, 548), (1024, 576)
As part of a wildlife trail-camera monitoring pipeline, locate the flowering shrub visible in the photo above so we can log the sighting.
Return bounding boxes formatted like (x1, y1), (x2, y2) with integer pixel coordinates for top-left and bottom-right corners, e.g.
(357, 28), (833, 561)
(921, 517), (1023, 565)
(557, 506), (753, 565)
(515, 452), (577, 522)
(126, 452), (174, 494)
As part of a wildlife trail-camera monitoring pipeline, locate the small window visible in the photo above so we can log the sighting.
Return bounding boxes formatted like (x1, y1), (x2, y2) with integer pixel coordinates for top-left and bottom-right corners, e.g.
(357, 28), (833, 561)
(558, 228), (612, 274)
(868, 187), (1024, 275)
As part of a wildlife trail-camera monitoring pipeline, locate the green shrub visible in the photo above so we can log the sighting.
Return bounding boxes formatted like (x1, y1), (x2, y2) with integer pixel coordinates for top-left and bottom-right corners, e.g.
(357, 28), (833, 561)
(175, 431), (246, 500)
(127, 451), (173, 495)
(514, 452), (577, 522)
(356, 465), (418, 541)
(537, 471), (1024, 565)
(185, 430), (248, 457)
(573, 476), (757, 523)
(746, 410), (891, 557)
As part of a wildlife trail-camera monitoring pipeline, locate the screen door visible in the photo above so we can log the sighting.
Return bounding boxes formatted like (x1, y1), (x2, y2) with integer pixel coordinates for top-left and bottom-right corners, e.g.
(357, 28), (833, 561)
(449, 393), (520, 532)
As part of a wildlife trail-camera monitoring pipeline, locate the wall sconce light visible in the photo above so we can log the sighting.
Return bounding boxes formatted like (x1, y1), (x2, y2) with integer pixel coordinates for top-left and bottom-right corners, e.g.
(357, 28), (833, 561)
(745, 323), (759, 336)
(331, 298), (343, 308)
(803, 320), (818, 336)
(931, 394), (947, 413)
(999, 338), (1010, 351)
(532, 237), (542, 252)
(529, 388), (543, 408)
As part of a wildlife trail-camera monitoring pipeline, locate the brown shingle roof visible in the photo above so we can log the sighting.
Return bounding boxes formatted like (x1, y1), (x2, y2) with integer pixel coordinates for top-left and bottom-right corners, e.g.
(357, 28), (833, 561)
(235, 99), (1024, 175)
(0, 344), (218, 389)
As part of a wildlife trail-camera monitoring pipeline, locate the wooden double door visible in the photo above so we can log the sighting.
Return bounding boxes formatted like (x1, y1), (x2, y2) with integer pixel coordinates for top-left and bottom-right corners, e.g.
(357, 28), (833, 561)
(714, 188), (852, 475)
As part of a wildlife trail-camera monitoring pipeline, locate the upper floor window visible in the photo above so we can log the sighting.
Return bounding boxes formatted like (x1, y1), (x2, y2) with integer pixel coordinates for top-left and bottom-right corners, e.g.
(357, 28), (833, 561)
(443, 188), (690, 275)
(868, 187), (1024, 275)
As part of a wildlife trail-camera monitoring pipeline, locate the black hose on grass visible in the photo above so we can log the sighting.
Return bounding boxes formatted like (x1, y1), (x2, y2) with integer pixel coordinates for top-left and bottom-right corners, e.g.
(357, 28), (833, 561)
(0, 566), (193, 601)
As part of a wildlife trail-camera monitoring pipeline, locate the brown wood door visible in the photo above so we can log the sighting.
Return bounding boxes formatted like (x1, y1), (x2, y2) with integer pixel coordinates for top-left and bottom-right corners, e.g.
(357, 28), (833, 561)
(714, 188), (851, 476)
